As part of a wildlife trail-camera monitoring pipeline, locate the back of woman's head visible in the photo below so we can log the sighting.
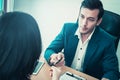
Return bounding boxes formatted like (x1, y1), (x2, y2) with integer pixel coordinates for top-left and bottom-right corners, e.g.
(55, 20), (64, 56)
(0, 12), (42, 80)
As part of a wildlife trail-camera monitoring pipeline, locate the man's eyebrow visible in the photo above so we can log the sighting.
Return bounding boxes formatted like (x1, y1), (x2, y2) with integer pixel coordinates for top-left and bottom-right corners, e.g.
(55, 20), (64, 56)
(88, 17), (95, 19)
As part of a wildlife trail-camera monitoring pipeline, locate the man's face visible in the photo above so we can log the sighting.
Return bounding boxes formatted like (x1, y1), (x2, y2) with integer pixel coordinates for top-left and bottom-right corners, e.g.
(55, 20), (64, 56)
(78, 7), (101, 35)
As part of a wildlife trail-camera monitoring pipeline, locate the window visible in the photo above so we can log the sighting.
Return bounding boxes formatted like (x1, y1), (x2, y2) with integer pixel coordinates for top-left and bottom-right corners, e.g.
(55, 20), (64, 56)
(0, 0), (3, 15)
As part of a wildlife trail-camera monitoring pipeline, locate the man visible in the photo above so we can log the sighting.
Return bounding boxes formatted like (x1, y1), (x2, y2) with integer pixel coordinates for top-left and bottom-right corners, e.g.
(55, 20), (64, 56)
(44, 0), (120, 79)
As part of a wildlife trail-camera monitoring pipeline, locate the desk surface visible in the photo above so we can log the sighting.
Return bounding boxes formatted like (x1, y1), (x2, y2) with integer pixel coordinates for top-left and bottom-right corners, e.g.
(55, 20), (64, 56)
(31, 57), (98, 80)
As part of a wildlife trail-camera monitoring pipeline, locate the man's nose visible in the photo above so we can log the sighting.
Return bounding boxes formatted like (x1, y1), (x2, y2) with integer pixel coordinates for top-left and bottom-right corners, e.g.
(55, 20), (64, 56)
(82, 19), (87, 26)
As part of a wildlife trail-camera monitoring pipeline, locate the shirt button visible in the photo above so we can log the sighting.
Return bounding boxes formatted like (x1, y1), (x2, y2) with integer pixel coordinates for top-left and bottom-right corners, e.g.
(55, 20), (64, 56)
(76, 69), (79, 71)
(80, 48), (82, 50)
(78, 58), (80, 60)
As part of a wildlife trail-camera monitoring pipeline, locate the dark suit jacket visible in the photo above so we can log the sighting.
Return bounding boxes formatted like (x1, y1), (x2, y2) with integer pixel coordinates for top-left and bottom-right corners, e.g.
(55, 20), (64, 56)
(44, 23), (119, 79)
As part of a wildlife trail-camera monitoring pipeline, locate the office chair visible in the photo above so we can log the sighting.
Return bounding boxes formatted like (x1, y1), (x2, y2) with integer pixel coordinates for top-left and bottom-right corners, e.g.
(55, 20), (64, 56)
(99, 10), (120, 48)
(99, 10), (120, 74)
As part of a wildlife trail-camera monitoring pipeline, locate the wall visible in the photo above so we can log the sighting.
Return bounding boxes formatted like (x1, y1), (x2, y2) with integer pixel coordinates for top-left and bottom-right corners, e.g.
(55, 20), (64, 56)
(13, 0), (120, 55)
(101, 0), (120, 15)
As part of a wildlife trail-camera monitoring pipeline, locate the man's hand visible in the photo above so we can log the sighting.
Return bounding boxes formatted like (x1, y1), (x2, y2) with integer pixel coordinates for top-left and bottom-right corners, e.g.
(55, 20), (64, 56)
(49, 52), (65, 66)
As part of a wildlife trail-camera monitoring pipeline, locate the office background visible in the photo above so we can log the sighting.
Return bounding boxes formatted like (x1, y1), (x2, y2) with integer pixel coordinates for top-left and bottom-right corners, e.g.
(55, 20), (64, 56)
(4, 0), (120, 55)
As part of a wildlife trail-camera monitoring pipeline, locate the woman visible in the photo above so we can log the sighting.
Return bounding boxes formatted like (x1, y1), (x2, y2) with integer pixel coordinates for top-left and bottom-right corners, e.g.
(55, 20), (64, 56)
(0, 12), (61, 80)
(0, 11), (42, 80)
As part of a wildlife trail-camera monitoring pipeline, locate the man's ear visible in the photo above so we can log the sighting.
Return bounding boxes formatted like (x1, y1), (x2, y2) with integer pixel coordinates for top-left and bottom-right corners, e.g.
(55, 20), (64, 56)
(97, 18), (102, 26)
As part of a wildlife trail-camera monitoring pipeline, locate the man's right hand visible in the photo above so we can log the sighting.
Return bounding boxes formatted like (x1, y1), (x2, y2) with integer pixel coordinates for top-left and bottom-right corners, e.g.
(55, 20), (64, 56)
(49, 52), (65, 66)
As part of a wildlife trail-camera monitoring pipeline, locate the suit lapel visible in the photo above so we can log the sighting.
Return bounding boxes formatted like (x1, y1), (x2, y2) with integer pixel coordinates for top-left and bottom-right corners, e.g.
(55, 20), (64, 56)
(67, 23), (79, 59)
(67, 35), (79, 66)
(83, 27), (100, 71)
(83, 38), (98, 68)
(65, 23), (79, 66)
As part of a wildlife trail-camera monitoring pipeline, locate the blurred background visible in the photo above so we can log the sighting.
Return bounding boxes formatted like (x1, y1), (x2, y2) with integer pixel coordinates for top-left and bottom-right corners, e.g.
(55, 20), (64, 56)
(1, 0), (120, 55)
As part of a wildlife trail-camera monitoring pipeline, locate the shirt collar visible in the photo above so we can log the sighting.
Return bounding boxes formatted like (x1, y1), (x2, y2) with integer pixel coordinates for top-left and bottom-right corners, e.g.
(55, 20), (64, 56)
(75, 27), (96, 40)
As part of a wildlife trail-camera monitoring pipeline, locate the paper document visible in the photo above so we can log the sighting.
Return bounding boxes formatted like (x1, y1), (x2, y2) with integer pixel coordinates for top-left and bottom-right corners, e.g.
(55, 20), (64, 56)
(60, 72), (86, 80)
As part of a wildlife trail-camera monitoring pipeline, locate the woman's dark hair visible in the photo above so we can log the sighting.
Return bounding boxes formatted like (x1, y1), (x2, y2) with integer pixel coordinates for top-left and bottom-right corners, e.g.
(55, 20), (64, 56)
(0, 12), (42, 80)
(77, 0), (104, 21)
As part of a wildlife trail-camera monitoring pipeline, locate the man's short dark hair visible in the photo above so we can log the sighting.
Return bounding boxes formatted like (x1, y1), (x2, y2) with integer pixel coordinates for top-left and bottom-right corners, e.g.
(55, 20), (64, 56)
(80, 0), (104, 20)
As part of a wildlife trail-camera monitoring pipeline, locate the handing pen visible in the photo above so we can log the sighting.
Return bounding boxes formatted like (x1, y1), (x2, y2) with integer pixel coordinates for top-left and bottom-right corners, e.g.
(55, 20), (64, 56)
(49, 57), (63, 66)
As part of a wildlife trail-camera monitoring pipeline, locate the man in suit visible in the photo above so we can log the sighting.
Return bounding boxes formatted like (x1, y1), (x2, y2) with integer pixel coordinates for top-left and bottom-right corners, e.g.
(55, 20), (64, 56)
(44, 0), (119, 79)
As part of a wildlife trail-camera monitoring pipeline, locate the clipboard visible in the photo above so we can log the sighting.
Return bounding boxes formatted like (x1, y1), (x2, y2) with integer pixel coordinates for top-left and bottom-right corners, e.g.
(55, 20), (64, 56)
(60, 71), (86, 80)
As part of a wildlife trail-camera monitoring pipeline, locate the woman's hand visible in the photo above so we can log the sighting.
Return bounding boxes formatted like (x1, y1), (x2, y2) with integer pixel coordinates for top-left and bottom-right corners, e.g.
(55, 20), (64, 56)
(50, 66), (62, 80)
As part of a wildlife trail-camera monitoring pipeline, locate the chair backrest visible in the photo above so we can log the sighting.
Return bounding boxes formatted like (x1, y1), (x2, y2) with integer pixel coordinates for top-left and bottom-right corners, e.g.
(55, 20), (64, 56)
(99, 10), (120, 74)
(99, 10), (120, 48)
(116, 39), (120, 72)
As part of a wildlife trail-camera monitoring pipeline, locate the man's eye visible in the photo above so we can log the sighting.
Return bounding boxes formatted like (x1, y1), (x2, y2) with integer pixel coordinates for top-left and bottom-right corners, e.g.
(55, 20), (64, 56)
(88, 18), (95, 21)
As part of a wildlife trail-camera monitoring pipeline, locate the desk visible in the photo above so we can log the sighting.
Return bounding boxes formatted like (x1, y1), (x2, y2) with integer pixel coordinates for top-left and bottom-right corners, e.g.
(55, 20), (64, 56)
(31, 57), (98, 80)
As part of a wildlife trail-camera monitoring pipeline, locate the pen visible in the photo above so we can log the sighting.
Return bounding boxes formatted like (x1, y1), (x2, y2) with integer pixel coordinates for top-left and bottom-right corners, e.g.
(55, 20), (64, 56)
(49, 57), (63, 66)
(66, 72), (86, 80)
